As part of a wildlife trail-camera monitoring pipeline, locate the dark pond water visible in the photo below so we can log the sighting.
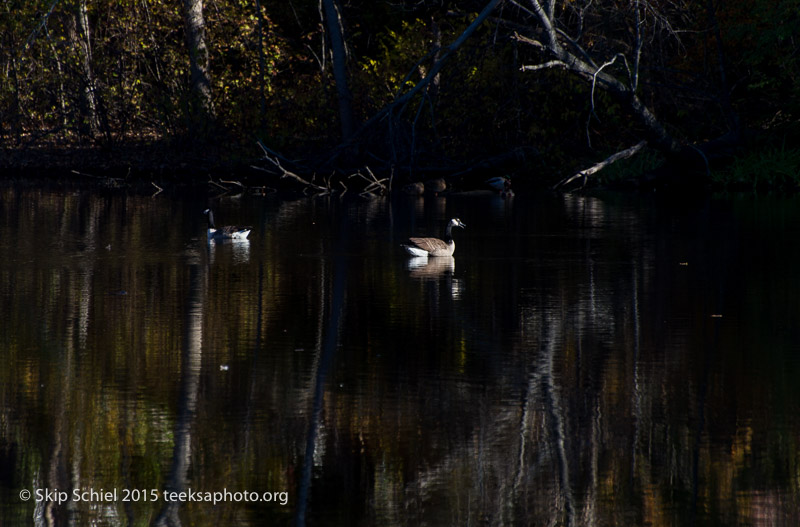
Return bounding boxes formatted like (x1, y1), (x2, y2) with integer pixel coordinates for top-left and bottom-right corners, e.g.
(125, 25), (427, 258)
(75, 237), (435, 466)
(2, 183), (800, 526)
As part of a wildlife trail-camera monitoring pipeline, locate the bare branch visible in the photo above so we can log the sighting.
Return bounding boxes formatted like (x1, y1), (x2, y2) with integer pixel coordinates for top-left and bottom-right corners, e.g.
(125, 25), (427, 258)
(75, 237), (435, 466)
(341, 0), (502, 150)
(521, 60), (568, 72)
(591, 54), (632, 110)
(207, 179), (229, 192)
(632, 0), (643, 93)
(554, 27), (598, 69)
(544, 0), (555, 21)
(349, 166), (388, 196)
(574, 0), (594, 41)
(256, 139), (300, 168)
(584, 54), (633, 147)
(511, 31), (545, 50)
(509, 0), (684, 153)
(396, 0), (502, 102)
(523, 0), (561, 52)
(219, 179), (245, 188)
(260, 153), (330, 194)
(25, 0), (60, 50)
(507, 0), (536, 19)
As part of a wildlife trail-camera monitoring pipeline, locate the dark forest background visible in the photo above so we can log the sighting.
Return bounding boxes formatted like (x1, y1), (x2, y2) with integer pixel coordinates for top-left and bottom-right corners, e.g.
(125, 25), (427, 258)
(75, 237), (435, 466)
(1, 0), (798, 189)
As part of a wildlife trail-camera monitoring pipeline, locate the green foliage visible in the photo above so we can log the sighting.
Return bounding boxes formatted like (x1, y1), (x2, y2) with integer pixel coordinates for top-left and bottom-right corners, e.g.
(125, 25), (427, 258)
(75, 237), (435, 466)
(721, 0), (800, 122)
(353, 11), (595, 165)
(358, 18), (432, 100)
(0, 0), (797, 189)
(205, 0), (285, 137)
(711, 142), (800, 191)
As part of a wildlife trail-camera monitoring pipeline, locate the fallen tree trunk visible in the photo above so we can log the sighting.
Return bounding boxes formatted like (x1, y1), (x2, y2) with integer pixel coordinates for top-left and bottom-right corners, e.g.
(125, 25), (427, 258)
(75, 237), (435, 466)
(508, 0), (742, 186)
(554, 141), (647, 190)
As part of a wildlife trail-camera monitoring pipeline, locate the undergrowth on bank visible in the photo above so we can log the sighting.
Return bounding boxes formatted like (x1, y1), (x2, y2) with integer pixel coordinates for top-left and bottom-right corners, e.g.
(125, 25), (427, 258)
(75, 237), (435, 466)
(711, 142), (800, 191)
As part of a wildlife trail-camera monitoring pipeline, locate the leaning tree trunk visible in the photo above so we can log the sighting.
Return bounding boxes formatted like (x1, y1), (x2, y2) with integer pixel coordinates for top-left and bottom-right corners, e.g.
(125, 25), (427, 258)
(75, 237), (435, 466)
(509, 0), (753, 188)
(513, 0), (684, 156)
(182, 0), (215, 131)
(321, 0), (355, 140)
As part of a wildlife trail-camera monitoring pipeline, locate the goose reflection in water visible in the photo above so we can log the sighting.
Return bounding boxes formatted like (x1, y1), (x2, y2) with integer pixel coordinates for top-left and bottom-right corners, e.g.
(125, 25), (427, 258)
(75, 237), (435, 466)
(208, 238), (250, 264)
(406, 256), (461, 299)
(407, 255), (454, 277)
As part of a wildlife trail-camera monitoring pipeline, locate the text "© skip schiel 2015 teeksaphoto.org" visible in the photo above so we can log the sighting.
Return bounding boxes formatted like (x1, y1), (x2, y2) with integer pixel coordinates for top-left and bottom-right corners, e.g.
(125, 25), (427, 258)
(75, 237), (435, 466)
(30, 487), (290, 506)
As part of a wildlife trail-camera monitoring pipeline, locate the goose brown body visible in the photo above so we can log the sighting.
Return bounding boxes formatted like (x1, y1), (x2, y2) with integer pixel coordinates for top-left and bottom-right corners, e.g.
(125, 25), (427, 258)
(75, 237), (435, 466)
(402, 218), (466, 257)
(406, 236), (455, 257)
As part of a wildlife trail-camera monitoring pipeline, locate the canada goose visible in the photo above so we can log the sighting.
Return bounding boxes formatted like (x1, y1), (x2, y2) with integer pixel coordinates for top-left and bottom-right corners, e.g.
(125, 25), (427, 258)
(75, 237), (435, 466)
(204, 209), (251, 240)
(485, 176), (510, 191)
(424, 178), (447, 195)
(486, 175), (514, 197)
(402, 182), (425, 195)
(402, 218), (466, 257)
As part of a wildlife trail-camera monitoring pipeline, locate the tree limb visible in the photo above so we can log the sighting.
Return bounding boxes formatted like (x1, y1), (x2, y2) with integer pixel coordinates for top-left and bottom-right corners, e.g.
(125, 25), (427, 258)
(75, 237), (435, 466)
(257, 153), (330, 194)
(512, 1), (684, 154)
(553, 140), (647, 190)
(520, 0), (561, 52)
(632, 0), (643, 93)
(25, 0), (60, 50)
(511, 31), (544, 50)
(521, 60), (568, 72)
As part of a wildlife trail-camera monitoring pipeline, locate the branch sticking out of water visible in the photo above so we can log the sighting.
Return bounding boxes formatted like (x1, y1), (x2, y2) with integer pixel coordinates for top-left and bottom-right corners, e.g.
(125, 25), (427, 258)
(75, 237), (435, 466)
(349, 166), (388, 197)
(256, 140), (330, 195)
(554, 141), (647, 190)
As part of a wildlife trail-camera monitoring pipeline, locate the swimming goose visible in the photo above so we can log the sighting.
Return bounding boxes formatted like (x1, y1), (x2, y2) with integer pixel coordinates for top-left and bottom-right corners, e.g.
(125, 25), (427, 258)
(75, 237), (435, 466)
(204, 209), (251, 240)
(402, 218), (466, 257)
(485, 176), (510, 191)
(402, 182), (425, 195)
(424, 178), (447, 195)
(486, 175), (514, 197)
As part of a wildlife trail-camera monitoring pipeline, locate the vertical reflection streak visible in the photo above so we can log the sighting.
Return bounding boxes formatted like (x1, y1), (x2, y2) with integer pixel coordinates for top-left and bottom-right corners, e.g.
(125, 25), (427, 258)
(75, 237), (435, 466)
(154, 257), (205, 527)
(540, 319), (576, 527)
(295, 220), (348, 527)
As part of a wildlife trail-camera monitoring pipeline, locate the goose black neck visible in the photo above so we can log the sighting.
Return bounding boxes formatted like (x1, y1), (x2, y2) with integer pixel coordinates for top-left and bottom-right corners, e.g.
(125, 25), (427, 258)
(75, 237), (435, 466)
(444, 223), (454, 242)
(207, 210), (216, 228)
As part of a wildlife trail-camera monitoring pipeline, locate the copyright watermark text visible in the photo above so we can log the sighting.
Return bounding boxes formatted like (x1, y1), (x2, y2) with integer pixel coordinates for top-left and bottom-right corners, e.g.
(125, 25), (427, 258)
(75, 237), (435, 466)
(19, 487), (288, 506)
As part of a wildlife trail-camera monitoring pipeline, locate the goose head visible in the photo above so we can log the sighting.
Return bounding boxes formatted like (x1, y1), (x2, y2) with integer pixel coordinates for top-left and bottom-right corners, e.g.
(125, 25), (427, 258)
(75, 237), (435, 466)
(449, 218), (466, 230)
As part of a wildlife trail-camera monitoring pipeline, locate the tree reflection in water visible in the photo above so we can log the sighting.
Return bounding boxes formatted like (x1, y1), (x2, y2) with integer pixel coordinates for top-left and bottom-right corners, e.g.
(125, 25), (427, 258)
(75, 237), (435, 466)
(2, 186), (800, 526)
